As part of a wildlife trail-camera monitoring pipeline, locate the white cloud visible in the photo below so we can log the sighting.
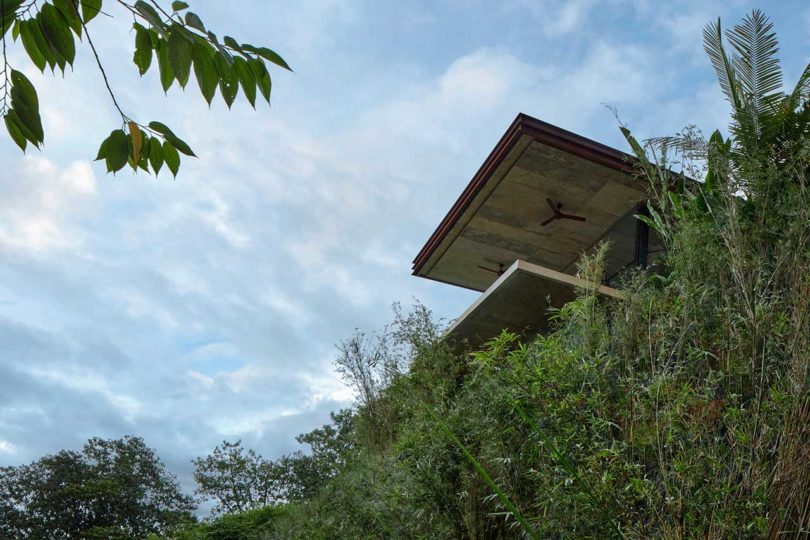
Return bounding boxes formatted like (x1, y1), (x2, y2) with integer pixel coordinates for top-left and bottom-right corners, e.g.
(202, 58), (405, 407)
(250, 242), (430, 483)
(0, 440), (17, 455)
(505, 0), (596, 37)
(0, 157), (97, 252)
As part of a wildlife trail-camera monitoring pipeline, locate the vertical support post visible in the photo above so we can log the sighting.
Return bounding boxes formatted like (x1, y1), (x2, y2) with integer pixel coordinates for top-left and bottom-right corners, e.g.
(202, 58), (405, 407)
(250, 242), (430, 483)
(634, 202), (650, 268)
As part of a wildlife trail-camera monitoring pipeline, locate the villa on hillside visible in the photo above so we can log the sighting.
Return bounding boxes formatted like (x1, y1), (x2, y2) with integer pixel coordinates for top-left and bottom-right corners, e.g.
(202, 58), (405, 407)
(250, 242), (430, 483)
(412, 113), (662, 347)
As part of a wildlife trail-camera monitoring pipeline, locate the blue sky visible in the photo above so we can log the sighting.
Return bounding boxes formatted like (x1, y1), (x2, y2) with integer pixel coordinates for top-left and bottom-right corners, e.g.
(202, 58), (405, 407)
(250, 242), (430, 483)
(1, 0), (807, 490)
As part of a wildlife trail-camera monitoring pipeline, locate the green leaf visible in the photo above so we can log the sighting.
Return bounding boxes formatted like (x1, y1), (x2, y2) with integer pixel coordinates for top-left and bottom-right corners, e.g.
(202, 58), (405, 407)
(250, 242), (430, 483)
(19, 21), (47, 71)
(134, 0), (166, 38)
(37, 14), (66, 71)
(81, 0), (102, 23)
(1, 15), (15, 39)
(9, 70), (44, 144)
(1, 0), (23, 19)
(163, 141), (180, 177)
(5, 114), (28, 151)
(10, 70), (40, 110)
(223, 35), (241, 51)
(40, 3), (75, 66)
(184, 12), (205, 33)
(95, 136), (109, 160)
(147, 121), (174, 137)
(53, 0), (82, 37)
(171, 1), (189, 11)
(3, 1), (22, 36)
(11, 19), (20, 40)
(156, 41), (174, 91)
(250, 59), (271, 102)
(192, 42), (217, 104)
(214, 53), (238, 108)
(133, 23), (153, 75)
(147, 121), (195, 156)
(25, 18), (56, 70)
(233, 57), (256, 108)
(167, 28), (193, 87)
(105, 129), (131, 172)
(149, 137), (164, 175)
(5, 110), (39, 148)
(140, 134), (151, 159)
(256, 47), (291, 71)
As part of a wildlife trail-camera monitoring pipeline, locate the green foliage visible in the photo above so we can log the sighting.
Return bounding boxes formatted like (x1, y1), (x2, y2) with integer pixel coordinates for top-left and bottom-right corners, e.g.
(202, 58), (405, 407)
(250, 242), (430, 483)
(0, 436), (195, 539)
(193, 440), (283, 516)
(252, 12), (810, 537)
(158, 506), (280, 540)
(0, 0), (291, 176)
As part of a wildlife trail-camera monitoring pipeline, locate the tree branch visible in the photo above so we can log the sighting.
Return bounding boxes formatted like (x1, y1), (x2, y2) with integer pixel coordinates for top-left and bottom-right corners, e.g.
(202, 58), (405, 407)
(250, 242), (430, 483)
(80, 14), (128, 124)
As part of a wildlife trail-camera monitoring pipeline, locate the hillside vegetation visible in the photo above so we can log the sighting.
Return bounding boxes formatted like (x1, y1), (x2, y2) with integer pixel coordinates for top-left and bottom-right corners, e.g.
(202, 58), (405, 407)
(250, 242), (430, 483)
(255, 10), (810, 538)
(2, 10), (808, 540)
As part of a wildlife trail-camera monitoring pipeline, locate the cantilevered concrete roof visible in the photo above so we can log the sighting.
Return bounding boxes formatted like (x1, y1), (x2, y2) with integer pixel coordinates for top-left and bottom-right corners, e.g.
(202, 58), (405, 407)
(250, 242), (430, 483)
(412, 113), (650, 292)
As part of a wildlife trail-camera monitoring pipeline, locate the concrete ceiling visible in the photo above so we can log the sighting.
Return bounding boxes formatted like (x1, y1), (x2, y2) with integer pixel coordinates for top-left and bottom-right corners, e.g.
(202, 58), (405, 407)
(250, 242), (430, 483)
(413, 114), (653, 292)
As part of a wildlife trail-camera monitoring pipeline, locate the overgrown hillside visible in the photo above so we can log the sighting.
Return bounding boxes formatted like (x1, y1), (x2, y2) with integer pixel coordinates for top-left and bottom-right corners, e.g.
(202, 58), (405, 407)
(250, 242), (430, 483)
(2, 10), (808, 540)
(255, 10), (810, 538)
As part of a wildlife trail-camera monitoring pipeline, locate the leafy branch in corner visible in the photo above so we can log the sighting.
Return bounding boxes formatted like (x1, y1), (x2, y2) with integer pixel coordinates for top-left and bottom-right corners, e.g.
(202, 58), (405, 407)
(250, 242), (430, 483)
(0, 0), (291, 177)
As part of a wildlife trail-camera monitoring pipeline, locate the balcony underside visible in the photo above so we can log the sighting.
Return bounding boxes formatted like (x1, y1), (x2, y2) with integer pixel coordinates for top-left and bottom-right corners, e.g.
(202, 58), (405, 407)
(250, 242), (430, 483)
(446, 259), (622, 349)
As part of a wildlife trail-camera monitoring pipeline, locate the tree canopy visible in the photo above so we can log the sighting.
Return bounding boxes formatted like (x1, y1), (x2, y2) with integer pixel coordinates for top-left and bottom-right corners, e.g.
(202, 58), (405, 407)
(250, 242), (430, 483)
(0, 436), (195, 539)
(0, 0), (290, 177)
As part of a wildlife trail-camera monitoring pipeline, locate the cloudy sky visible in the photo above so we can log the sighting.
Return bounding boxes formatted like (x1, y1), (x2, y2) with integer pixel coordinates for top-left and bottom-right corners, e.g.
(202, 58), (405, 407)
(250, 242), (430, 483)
(1, 0), (807, 490)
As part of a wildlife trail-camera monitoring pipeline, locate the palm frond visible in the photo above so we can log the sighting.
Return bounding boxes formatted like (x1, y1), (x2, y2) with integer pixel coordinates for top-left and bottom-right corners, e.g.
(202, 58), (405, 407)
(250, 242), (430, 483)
(783, 61), (810, 113)
(703, 18), (740, 109)
(726, 10), (783, 113)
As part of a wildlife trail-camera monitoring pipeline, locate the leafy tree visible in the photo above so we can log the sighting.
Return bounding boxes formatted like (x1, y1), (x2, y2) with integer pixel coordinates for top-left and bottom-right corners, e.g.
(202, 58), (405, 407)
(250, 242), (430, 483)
(0, 436), (195, 539)
(0, 0), (290, 176)
(192, 440), (283, 516)
(151, 506), (280, 540)
(279, 408), (356, 501)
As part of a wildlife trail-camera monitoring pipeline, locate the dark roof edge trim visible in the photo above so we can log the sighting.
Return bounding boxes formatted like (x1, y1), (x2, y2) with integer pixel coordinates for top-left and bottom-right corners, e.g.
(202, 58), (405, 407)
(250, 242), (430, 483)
(411, 113), (639, 275)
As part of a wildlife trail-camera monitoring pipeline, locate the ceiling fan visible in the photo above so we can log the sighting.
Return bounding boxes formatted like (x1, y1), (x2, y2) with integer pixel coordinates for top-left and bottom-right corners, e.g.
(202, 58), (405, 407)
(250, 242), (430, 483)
(541, 198), (586, 227)
(477, 263), (506, 277)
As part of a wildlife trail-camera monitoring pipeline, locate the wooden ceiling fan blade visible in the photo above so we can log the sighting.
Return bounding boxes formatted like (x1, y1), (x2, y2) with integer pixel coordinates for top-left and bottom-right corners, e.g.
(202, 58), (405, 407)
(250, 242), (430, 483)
(558, 213), (586, 222)
(540, 215), (557, 226)
(545, 197), (557, 212)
